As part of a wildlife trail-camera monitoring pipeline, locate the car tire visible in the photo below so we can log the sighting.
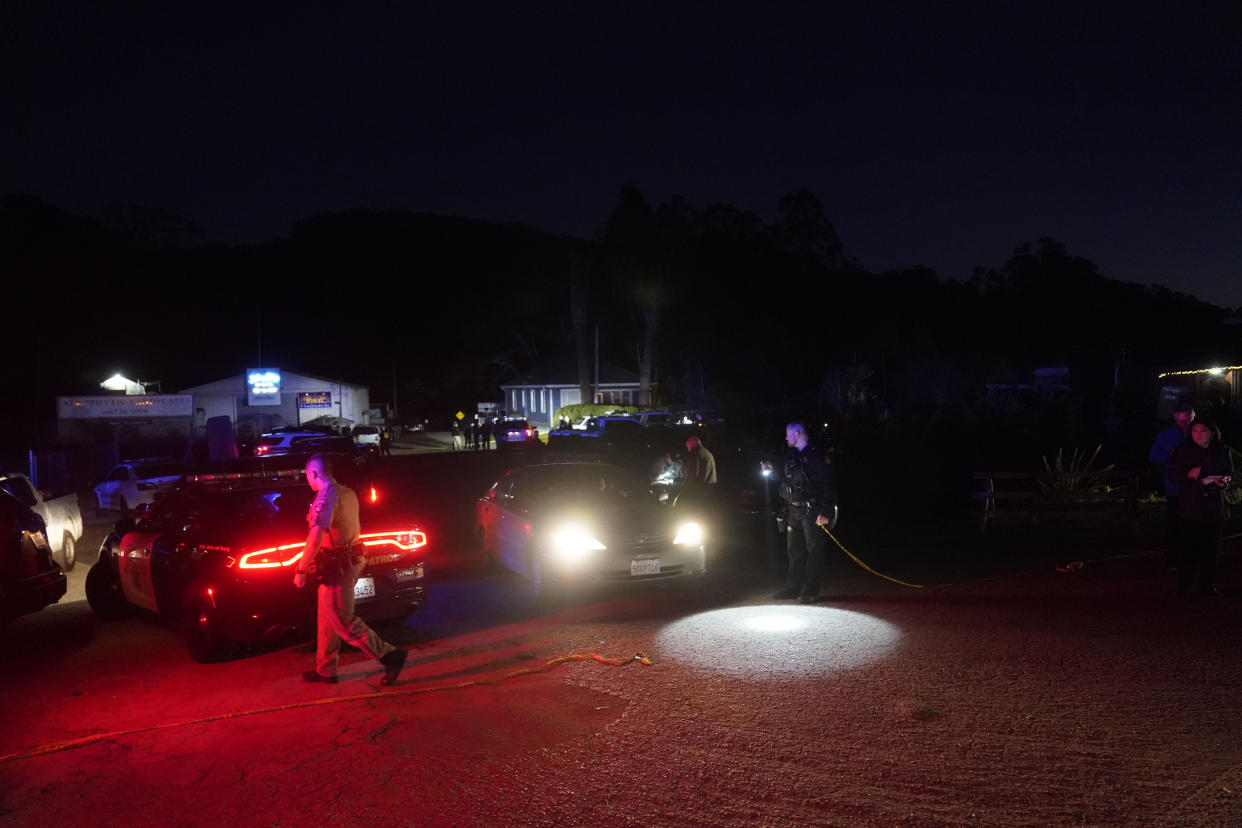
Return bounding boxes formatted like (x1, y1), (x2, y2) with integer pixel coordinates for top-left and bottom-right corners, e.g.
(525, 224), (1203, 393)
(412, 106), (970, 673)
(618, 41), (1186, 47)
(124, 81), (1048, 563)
(85, 560), (130, 620)
(59, 533), (76, 572)
(183, 580), (230, 663)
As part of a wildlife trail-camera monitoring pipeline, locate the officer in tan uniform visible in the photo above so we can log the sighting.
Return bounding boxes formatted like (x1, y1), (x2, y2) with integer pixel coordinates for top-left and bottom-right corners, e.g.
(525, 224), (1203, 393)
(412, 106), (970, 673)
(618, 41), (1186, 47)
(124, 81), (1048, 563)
(294, 453), (407, 685)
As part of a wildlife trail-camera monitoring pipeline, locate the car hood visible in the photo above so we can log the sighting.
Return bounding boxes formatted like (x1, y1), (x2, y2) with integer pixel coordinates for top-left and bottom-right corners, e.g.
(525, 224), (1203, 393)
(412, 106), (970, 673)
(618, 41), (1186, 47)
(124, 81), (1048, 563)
(535, 501), (678, 545)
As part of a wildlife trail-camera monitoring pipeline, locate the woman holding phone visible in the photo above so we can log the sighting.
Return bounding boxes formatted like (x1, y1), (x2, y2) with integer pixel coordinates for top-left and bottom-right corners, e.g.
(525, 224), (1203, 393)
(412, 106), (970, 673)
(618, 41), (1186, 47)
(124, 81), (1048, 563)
(1167, 419), (1235, 596)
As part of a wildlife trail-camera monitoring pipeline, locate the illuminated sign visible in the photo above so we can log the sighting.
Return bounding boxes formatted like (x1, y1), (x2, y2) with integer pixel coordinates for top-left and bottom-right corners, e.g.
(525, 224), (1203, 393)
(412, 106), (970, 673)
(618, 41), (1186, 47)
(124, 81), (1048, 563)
(297, 391), (333, 409)
(58, 395), (194, 419)
(247, 368), (282, 406)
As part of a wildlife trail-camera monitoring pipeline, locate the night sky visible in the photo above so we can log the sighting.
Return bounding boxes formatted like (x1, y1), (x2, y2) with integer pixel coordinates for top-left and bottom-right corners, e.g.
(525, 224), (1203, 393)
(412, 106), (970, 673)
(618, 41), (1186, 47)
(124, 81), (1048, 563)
(5, 2), (1240, 308)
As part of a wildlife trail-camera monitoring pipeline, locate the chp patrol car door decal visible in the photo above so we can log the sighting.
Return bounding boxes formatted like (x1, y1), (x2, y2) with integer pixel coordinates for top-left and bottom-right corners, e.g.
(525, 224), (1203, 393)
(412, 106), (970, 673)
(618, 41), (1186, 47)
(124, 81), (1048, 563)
(117, 531), (161, 613)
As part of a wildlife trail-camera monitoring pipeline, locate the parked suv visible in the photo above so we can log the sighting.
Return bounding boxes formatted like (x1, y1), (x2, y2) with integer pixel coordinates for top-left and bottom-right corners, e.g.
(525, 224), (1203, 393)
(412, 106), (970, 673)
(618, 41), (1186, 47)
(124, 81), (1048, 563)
(637, 411), (675, 427)
(253, 431), (358, 458)
(352, 425), (381, 452)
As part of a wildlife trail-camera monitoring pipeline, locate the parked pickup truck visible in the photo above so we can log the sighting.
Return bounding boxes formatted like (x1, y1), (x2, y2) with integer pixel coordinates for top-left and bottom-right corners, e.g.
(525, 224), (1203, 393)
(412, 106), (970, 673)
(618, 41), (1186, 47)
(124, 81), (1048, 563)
(0, 472), (84, 571)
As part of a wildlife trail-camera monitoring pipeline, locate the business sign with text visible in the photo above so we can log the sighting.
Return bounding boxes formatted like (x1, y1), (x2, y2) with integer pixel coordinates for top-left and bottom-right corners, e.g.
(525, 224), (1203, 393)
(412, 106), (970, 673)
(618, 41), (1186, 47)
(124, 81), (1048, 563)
(247, 368), (282, 406)
(58, 395), (195, 420)
(297, 391), (333, 409)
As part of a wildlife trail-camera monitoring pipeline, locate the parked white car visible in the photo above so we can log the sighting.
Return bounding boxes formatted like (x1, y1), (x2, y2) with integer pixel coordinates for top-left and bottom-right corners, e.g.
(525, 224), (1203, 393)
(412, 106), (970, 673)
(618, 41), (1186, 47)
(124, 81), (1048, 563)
(93, 461), (184, 515)
(352, 425), (382, 450)
(0, 472), (84, 570)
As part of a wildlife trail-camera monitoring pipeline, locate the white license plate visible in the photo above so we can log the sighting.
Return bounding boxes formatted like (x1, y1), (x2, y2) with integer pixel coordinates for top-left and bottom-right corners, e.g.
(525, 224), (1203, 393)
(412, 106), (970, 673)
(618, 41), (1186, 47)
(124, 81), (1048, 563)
(631, 558), (661, 576)
(354, 577), (376, 599)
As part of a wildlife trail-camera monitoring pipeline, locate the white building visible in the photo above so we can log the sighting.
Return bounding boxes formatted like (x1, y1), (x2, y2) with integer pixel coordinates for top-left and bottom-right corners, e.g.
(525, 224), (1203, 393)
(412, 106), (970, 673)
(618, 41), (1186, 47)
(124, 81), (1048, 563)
(180, 370), (371, 437)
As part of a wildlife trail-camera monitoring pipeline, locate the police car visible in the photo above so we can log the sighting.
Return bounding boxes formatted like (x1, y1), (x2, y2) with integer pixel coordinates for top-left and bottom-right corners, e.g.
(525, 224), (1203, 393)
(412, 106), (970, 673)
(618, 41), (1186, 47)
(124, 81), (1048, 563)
(85, 460), (428, 662)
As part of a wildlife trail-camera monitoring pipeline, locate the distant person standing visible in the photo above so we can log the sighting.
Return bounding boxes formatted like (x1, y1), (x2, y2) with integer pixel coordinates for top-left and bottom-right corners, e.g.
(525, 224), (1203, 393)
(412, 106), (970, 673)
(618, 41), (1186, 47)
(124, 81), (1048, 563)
(379, 427), (393, 456)
(481, 417), (493, 450)
(451, 419), (464, 450)
(767, 421), (838, 603)
(1167, 420), (1234, 596)
(469, 418), (479, 450)
(1149, 403), (1195, 568)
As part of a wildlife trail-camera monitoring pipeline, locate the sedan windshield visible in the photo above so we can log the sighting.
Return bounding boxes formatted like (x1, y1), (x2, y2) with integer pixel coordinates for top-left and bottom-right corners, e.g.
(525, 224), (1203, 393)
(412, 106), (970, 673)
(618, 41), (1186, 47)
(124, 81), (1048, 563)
(528, 466), (654, 507)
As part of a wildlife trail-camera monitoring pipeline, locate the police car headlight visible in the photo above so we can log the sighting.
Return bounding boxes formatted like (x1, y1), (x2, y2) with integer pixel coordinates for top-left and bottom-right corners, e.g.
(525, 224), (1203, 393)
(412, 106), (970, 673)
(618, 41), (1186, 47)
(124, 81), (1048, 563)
(674, 522), (704, 546)
(548, 525), (606, 562)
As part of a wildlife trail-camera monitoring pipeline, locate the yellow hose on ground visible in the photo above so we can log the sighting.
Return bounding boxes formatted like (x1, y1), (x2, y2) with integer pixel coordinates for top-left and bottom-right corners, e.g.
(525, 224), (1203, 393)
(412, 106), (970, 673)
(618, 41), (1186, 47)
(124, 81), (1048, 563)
(820, 524), (925, 589)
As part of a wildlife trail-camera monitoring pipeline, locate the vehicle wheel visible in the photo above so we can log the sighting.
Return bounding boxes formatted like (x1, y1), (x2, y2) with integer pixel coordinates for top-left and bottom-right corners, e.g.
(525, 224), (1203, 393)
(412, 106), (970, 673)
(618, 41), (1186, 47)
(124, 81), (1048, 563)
(183, 581), (230, 663)
(59, 533), (76, 572)
(85, 560), (130, 620)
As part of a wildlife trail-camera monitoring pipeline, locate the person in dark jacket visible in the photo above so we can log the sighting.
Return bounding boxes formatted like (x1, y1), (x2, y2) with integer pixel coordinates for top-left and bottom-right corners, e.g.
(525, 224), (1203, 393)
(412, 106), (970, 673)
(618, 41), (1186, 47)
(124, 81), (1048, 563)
(1148, 403), (1195, 568)
(767, 421), (839, 603)
(1167, 420), (1234, 596)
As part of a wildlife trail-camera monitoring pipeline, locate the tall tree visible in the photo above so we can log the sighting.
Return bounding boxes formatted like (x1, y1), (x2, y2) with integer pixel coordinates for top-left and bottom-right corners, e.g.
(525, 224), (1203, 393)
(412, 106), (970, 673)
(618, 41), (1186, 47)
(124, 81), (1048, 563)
(775, 189), (843, 269)
(569, 252), (594, 405)
(602, 184), (664, 404)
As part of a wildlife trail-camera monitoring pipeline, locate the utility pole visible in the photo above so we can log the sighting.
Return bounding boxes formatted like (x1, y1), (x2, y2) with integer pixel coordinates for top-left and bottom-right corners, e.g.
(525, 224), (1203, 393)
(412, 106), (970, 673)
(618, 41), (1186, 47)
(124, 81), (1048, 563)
(392, 360), (398, 420)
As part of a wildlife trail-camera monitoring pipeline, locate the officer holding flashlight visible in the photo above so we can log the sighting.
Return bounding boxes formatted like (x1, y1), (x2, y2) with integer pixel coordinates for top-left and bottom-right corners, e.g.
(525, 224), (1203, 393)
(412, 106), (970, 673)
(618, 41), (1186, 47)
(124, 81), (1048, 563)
(764, 421), (838, 603)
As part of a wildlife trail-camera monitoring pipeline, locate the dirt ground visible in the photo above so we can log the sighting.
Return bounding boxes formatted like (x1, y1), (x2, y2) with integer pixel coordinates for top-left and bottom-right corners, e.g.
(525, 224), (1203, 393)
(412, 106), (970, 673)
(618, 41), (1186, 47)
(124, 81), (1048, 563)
(3, 512), (1241, 826)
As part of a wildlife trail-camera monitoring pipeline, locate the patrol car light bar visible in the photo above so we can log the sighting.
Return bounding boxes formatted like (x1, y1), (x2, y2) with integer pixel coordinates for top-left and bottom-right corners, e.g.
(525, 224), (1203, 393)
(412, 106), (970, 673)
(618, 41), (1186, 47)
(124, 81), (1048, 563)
(186, 468), (304, 484)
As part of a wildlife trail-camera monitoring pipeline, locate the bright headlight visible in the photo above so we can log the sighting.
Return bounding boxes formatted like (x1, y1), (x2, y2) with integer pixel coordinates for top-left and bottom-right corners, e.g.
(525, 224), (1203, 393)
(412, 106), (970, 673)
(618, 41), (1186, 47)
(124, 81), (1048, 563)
(548, 525), (606, 562)
(674, 522), (704, 545)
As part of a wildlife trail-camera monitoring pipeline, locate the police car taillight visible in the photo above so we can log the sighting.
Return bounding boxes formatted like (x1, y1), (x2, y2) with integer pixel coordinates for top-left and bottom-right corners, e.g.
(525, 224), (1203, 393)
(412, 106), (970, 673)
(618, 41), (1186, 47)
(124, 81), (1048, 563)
(236, 542), (306, 569)
(524, 428), (533, 438)
(255, 445), (272, 455)
(360, 530), (427, 551)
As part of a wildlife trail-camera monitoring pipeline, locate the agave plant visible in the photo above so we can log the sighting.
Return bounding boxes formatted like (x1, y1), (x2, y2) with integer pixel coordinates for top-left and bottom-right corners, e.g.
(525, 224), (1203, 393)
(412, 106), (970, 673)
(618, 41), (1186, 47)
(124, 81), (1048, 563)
(1038, 445), (1114, 497)
(1225, 448), (1242, 507)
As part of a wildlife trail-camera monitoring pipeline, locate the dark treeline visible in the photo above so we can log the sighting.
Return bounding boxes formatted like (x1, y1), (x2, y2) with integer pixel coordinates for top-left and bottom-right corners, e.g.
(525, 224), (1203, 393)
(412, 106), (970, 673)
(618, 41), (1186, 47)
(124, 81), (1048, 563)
(3, 190), (1237, 516)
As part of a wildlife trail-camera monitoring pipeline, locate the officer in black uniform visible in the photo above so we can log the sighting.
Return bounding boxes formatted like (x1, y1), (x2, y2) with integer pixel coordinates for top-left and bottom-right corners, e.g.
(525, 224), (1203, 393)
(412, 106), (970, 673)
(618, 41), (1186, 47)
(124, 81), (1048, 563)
(769, 420), (838, 603)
